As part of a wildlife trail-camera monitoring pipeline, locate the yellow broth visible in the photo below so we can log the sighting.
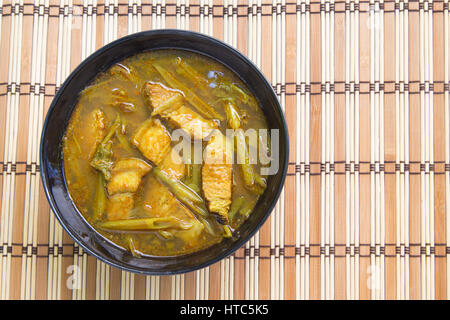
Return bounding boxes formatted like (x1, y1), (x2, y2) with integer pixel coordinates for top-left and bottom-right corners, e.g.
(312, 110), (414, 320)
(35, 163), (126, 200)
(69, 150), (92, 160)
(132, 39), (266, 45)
(63, 49), (269, 256)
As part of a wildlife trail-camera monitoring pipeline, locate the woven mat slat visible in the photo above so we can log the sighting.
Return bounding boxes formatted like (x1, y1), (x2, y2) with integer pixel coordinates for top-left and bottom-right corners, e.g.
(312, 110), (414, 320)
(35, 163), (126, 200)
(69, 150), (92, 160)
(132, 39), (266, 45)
(0, 0), (449, 300)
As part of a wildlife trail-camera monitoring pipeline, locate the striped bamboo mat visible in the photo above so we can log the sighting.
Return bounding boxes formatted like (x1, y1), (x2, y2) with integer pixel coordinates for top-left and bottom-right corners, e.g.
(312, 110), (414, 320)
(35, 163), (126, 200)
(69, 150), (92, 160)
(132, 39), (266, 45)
(0, 0), (449, 300)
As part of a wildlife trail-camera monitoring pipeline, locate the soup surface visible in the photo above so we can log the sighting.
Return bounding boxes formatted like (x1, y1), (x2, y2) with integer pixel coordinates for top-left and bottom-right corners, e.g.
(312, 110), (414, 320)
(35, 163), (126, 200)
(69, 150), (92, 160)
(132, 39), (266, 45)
(63, 49), (269, 256)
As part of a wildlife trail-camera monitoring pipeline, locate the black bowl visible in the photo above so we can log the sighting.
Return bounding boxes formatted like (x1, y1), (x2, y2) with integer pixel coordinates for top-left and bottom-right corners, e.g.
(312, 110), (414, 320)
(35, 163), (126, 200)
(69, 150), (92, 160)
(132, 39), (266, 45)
(40, 29), (289, 275)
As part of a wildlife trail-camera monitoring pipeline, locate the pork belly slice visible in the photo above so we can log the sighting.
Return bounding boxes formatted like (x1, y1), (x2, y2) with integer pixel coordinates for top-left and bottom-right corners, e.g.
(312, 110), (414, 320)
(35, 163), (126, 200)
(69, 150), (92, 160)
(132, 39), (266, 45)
(144, 82), (218, 140)
(132, 117), (172, 165)
(202, 131), (233, 223)
(107, 158), (152, 196)
(106, 193), (135, 221)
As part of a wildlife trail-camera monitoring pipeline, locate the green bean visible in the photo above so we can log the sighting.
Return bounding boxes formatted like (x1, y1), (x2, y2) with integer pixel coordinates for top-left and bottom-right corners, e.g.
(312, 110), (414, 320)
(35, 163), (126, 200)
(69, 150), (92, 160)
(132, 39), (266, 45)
(152, 167), (210, 220)
(225, 101), (241, 130)
(235, 129), (255, 188)
(247, 184), (265, 196)
(228, 195), (245, 222)
(153, 167), (203, 205)
(190, 163), (202, 192)
(239, 198), (258, 218)
(186, 201), (210, 219)
(100, 217), (191, 231)
(92, 173), (107, 222)
(125, 235), (140, 257)
(185, 163), (192, 180)
(182, 149), (193, 182)
(197, 216), (217, 236)
(187, 183), (201, 194)
(222, 225), (233, 238)
(90, 116), (121, 180)
(175, 57), (210, 94)
(152, 63), (224, 120)
(104, 116), (122, 142)
(115, 129), (134, 154)
(229, 83), (257, 107)
(254, 172), (267, 189)
(158, 230), (174, 240)
(213, 79), (259, 111)
(175, 57), (258, 111)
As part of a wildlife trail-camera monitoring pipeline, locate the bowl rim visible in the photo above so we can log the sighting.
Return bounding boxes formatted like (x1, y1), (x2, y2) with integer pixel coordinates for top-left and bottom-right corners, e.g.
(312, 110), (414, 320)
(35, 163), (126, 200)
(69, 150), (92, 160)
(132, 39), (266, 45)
(40, 29), (289, 275)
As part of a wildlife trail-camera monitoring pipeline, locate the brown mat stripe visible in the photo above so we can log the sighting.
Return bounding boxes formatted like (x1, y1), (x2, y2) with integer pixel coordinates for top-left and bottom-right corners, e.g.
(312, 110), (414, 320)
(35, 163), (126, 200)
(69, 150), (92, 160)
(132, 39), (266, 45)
(0, 0), (449, 300)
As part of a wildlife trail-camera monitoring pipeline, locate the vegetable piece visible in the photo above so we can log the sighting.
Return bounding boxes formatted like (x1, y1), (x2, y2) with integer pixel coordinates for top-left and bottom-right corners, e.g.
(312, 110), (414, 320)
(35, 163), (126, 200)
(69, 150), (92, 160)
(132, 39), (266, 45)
(188, 164), (202, 194)
(152, 166), (210, 221)
(184, 198), (209, 218)
(115, 130), (134, 153)
(99, 216), (193, 231)
(187, 183), (201, 195)
(215, 81), (259, 111)
(90, 115), (122, 180)
(235, 129), (256, 188)
(174, 57), (210, 94)
(243, 172), (267, 196)
(197, 216), (217, 236)
(225, 101), (241, 130)
(152, 167), (204, 205)
(185, 163), (192, 181)
(125, 235), (140, 257)
(239, 198), (258, 218)
(228, 195), (245, 222)
(254, 172), (267, 189)
(114, 120), (134, 153)
(222, 225), (233, 238)
(152, 63), (224, 120)
(92, 173), (107, 222)
(158, 230), (174, 240)
(175, 57), (258, 111)
(111, 88), (136, 112)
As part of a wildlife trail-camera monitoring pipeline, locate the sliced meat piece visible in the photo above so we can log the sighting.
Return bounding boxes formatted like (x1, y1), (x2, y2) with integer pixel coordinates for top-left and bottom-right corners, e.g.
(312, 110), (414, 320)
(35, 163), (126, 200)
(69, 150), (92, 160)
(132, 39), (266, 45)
(131, 118), (172, 165)
(202, 131), (233, 223)
(107, 158), (152, 195)
(143, 82), (184, 114)
(106, 193), (134, 221)
(90, 108), (107, 143)
(77, 108), (107, 160)
(162, 105), (218, 140)
(145, 82), (217, 140)
(159, 148), (185, 180)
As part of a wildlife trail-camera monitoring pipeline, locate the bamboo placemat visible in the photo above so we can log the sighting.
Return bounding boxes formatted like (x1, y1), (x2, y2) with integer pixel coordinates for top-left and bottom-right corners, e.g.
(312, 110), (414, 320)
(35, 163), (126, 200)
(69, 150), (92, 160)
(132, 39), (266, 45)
(0, 0), (449, 300)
